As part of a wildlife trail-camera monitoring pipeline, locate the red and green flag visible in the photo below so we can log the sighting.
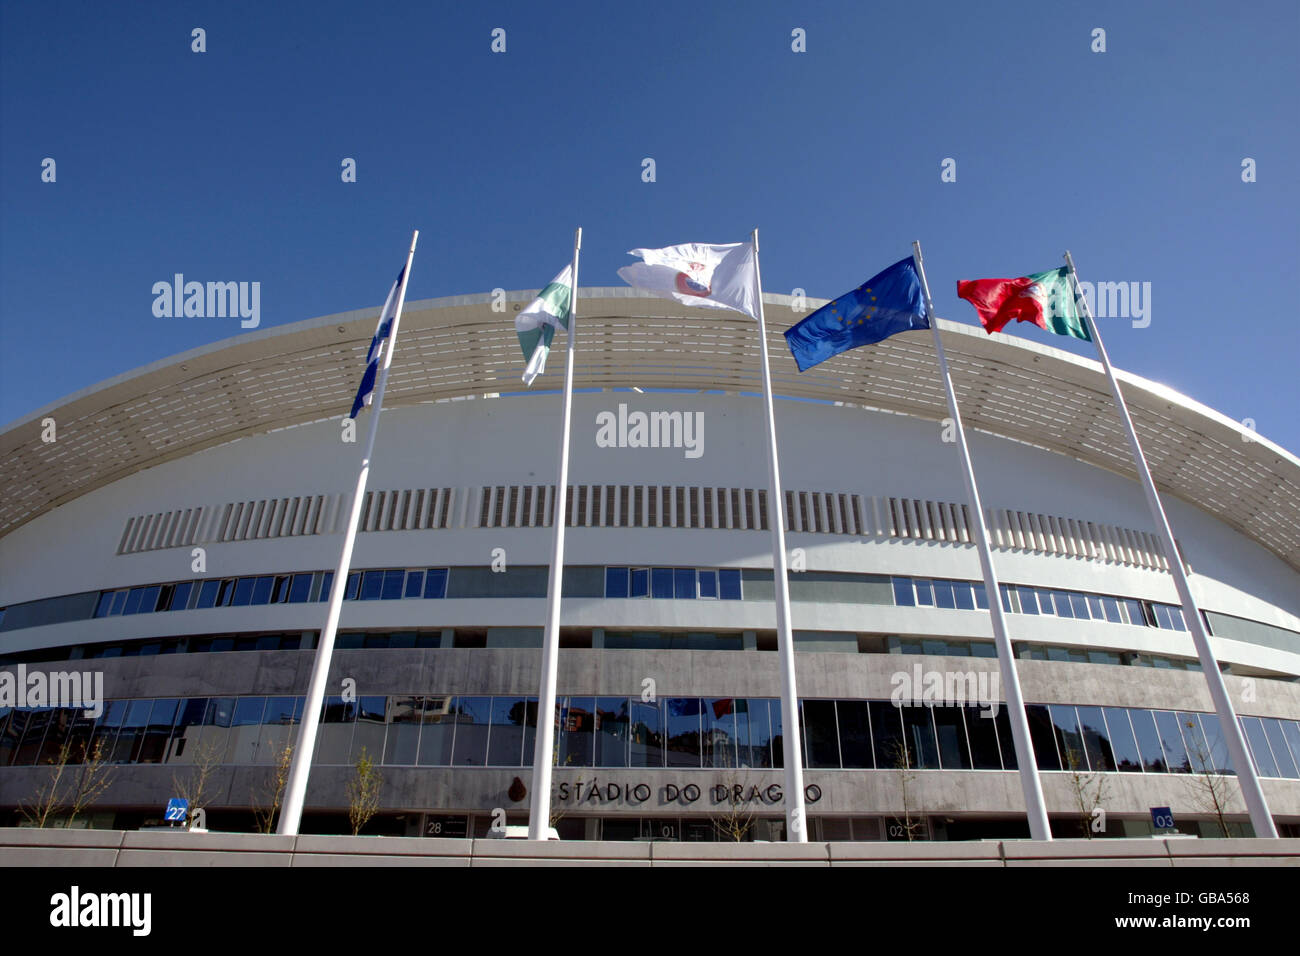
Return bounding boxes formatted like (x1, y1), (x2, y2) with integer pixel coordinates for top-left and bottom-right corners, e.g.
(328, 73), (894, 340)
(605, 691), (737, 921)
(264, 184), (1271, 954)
(956, 267), (1091, 341)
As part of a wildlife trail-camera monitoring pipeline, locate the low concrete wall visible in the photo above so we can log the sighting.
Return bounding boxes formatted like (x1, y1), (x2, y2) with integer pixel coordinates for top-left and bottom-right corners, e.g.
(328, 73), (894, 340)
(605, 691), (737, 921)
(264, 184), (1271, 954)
(2, 828), (1298, 867)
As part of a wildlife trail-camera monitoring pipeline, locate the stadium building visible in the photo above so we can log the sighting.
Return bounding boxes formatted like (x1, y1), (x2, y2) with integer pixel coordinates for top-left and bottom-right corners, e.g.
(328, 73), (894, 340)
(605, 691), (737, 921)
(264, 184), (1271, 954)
(1, 287), (1298, 842)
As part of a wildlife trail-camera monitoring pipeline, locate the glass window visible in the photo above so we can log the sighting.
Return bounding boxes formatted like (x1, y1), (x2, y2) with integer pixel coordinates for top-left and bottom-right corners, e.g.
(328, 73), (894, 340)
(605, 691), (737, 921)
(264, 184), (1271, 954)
(416, 696), (454, 766)
(770, 698), (786, 769)
(94, 592), (116, 617)
(1168, 607), (1188, 631)
(360, 570), (385, 601)
(630, 568), (649, 598)
(1051, 705), (1087, 771)
(630, 699), (664, 768)
(165, 698), (210, 765)
(169, 581), (194, 611)
(1076, 706), (1115, 772)
(1069, 593), (1090, 619)
(834, 701), (872, 769)
(702, 698), (738, 768)
(665, 697), (701, 767)
(381, 570), (405, 600)
(1101, 596), (1122, 623)
(718, 569), (742, 600)
(870, 701), (906, 770)
(933, 580), (956, 610)
(994, 707), (1018, 769)
(933, 706), (972, 770)
(195, 580), (220, 609)
(108, 590), (129, 615)
(914, 580), (934, 606)
(1176, 711), (1214, 775)
(1051, 591), (1075, 619)
(674, 568), (697, 599)
(383, 697), (423, 765)
(120, 587), (145, 615)
(801, 699), (839, 769)
(605, 567), (629, 598)
(279, 573), (308, 604)
(488, 697), (529, 766)
(953, 583), (975, 610)
(84, 701), (120, 764)
(350, 696), (387, 765)
(964, 705), (1002, 770)
(225, 697), (266, 764)
(735, 699), (770, 769)
(114, 699), (154, 764)
(404, 570), (425, 599)
(1279, 721), (1300, 777)
(999, 585), (1014, 612)
(1100, 707), (1142, 772)
(1153, 710), (1191, 773)
(250, 576), (275, 605)
(1128, 709), (1166, 772)
(1086, 595), (1104, 620)
(651, 568), (674, 599)
(253, 696), (298, 764)
(697, 570), (718, 599)
(891, 577), (915, 606)
(1025, 704), (1060, 771)
(1017, 587), (1039, 615)
(557, 696), (593, 768)
(344, 571), (361, 600)
(13, 709), (53, 766)
(1240, 716), (1278, 778)
(901, 706), (939, 769)
(423, 569), (448, 599)
(1122, 599), (1148, 626)
(1196, 712), (1234, 775)
(35, 709), (76, 766)
(137, 699), (180, 764)
(230, 578), (255, 607)
(595, 697), (630, 768)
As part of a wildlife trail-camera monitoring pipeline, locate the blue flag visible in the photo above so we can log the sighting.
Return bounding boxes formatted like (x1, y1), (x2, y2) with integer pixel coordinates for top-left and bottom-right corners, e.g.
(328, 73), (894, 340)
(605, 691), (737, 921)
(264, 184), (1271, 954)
(783, 257), (929, 372)
(349, 265), (407, 419)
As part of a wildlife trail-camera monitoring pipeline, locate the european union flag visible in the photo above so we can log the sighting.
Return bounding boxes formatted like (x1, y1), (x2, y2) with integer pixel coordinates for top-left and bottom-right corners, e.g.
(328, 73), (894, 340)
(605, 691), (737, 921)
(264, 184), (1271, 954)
(783, 257), (929, 372)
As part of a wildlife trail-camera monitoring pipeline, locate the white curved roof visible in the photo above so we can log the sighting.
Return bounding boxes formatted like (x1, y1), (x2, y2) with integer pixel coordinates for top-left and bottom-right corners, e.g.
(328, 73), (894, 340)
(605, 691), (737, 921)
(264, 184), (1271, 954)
(3, 288), (1298, 571)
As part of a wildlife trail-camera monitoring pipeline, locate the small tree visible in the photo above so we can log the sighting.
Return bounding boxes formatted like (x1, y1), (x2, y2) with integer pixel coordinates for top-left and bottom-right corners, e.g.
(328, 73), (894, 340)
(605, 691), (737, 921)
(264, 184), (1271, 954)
(20, 740), (73, 828)
(346, 746), (383, 836)
(1061, 744), (1111, 839)
(20, 738), (117, 829)
(1181, 716), (1241, 838)
(64, 738), (116, 829)
(171, 737), (224, 829)
(886, 740), (923, 841)
(252, 743), (294, 834)
(709, 773), (759, 842)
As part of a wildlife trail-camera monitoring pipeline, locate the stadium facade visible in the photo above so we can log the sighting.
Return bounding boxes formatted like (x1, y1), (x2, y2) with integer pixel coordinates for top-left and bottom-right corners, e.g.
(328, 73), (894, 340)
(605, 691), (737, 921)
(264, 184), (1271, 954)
(1, 288), (1298, 842)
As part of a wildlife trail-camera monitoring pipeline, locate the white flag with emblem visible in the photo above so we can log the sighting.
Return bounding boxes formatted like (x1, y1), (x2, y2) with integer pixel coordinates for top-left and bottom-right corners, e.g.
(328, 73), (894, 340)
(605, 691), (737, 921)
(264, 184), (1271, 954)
(617, 241), (759, 320)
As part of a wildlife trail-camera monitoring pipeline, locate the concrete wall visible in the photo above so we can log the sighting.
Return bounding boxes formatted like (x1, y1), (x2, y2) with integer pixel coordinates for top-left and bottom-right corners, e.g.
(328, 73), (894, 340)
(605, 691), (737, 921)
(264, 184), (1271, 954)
(2, 827), (1298, 867)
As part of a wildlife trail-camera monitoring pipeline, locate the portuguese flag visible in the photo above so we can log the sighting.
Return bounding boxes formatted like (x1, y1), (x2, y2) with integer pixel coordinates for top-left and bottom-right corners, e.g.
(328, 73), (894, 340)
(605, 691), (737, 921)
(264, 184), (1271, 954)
(956, 267), (1091, 341)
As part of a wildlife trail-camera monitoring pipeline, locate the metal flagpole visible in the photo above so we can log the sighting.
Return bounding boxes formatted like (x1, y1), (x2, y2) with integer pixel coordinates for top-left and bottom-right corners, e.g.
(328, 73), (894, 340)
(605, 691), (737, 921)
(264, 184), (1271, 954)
(279, 229), (419, 836)
(1063, 250), (1278, 839)
(527, 227), (582, 840)
(751, 228), (809, 842)
(912, 241), (1053, 841)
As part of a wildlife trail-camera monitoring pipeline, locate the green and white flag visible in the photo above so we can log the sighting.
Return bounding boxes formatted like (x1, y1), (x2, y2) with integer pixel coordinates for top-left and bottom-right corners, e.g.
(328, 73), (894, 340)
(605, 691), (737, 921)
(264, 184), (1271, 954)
(515, 264), (573, 386)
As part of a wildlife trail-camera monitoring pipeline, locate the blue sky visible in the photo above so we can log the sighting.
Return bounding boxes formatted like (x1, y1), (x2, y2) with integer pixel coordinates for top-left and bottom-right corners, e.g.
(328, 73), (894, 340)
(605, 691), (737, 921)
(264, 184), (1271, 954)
(2, 0), (1297, 451)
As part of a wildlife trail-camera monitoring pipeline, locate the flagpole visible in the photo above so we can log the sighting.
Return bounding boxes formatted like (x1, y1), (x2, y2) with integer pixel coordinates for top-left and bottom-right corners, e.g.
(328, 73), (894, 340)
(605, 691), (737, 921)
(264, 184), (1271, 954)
(278, 229), (419, 837)
(1063, 250), (1278, 838)
(751, 228), (809, 842)
(527, 227), (581, 840)
(912, 241), (1053, 841)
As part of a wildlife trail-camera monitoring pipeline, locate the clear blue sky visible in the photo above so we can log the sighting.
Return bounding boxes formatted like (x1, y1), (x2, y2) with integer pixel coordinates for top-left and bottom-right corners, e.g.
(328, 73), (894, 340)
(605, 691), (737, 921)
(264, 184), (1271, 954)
(3, 0), (1297, 451)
